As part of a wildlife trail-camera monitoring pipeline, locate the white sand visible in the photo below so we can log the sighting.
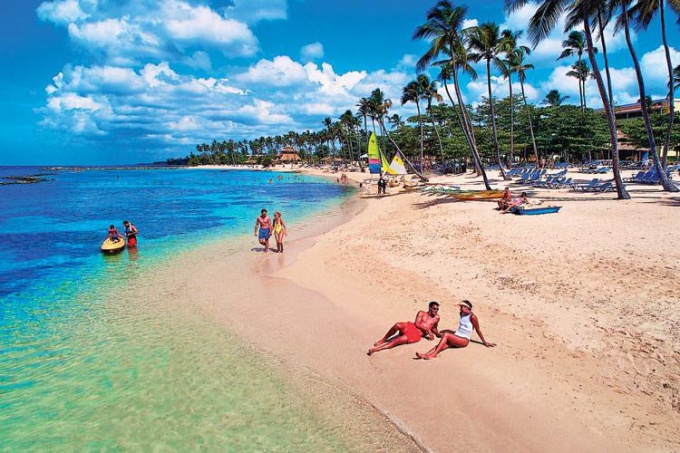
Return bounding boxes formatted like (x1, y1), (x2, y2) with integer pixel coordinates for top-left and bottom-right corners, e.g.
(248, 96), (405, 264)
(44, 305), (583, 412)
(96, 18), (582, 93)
(135, 165), (680, 451)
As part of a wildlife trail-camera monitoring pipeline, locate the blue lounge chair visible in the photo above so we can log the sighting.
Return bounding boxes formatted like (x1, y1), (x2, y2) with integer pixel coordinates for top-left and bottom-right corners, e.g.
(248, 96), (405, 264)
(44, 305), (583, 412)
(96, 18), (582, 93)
(571, 179), (600, 191)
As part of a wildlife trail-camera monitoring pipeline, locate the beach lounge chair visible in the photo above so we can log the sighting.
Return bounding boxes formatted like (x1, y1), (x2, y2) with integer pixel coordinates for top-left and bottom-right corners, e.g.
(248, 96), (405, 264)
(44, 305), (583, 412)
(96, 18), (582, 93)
(571, 179), (600, 191)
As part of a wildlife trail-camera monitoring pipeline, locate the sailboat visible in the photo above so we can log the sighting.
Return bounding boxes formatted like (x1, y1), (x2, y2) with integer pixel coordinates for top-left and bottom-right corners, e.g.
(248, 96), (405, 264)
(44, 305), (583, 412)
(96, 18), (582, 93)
(367, 132), (382, 175)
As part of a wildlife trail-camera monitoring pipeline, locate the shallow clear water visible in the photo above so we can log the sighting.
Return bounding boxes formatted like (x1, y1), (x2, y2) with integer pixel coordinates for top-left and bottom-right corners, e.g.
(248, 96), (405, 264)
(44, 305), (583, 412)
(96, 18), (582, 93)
(0, 166), (365, 450)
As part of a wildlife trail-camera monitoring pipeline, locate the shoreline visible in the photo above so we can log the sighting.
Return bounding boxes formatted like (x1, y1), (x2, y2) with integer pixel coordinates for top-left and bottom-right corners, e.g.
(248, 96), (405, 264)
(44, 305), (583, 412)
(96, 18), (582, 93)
(100, 165), (678, 451)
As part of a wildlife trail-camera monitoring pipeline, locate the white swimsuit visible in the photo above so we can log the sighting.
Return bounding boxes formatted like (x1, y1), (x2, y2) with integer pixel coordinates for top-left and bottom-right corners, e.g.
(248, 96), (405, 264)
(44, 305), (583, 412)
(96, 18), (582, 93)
(454, 313), (473, 339)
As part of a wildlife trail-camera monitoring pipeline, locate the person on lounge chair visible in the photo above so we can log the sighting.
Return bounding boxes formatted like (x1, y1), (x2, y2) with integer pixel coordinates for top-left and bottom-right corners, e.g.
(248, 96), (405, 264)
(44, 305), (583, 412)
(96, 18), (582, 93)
(368, 301), (441, 356)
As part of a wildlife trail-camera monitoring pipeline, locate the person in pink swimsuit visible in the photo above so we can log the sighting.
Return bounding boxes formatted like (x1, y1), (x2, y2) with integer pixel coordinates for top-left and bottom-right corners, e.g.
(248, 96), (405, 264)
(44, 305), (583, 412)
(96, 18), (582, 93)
(368, 301), (441, 356)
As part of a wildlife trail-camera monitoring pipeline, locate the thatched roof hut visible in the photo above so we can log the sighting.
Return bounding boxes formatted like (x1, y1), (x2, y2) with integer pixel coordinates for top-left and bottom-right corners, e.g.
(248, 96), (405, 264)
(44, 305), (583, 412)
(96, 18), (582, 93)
(279, 147), (301, 162)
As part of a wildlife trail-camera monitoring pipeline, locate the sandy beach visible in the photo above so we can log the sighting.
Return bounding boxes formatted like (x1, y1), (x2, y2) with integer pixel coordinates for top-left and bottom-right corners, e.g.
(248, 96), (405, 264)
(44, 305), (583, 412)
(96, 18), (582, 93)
(132, 166), (679, 451)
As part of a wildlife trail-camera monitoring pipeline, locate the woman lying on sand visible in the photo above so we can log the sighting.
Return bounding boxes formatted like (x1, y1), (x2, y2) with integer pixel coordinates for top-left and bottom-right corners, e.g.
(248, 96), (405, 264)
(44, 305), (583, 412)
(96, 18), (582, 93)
(416, 300), (495, 360)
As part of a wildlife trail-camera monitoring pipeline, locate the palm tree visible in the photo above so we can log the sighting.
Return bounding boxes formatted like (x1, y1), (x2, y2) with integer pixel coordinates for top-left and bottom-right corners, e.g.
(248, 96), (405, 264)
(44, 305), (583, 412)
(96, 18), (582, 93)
(497, 29), (531, 167)
(614, 0), (677, 191)
(401, 79), (426, 168)
(507, 0), (630, 199)
(419, 74), (446, 160)
(543, 89), (569, 106)
(388, 114), (403, 130)
(672, 65), (680, 92)
(468, 22), (511, 180)
(566, 60), (591, 110)
(557, 31), (596, 113)
(435, 61), (477, 154)
(507, 47), (539, 167)
(630, 0), (680, 167)
(371, 88), (428, 181)
(413, 1), (491, 189)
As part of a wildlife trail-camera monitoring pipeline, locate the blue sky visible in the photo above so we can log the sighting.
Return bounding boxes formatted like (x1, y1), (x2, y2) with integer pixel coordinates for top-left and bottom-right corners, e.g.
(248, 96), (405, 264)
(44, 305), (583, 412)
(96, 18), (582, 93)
(1, 0), (678, 165)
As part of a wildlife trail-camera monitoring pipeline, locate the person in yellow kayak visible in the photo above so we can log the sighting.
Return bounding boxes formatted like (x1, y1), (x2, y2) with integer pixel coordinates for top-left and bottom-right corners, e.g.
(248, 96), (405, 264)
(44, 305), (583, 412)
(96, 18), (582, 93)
(273, 211), (288, 253)
(108, 225), (122, 243)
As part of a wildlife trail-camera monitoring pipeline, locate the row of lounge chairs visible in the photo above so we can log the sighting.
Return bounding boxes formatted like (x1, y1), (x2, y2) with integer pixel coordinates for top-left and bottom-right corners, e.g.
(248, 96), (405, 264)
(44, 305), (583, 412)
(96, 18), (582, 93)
(570, 178), (615, 192)
(578, 166), (611, 174)
(624, 170), (673, 184)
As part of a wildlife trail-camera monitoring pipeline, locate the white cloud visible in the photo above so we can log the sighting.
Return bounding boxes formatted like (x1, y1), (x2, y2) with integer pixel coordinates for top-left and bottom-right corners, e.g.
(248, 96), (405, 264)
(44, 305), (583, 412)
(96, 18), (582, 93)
(641, 45), (679, 92)
(236, 56), (308, 86)
(162, 0), (257, 55)
(236, 99), (293, 125)
(37, 0), (89, 25)
(462, 19), (478, 30)
(300, 42), (324, 62)
(226, 0), (287, 24)
(38, 0), (260, 64)
(305, 62), (366, 96)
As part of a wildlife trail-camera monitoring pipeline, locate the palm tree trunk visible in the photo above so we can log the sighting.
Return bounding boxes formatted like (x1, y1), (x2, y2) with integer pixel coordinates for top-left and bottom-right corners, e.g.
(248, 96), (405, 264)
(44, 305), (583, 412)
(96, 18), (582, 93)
(431, 118), (445, 162)
(519, 80), (539, 167)
(452, 66), (491, 189)
(443, 79), (484, 172)
(582, 76), (587, 110)
(379, 119), (428, 182)
(622, 9), (677, 192)
(660, 0), (675, 168)
(597, 9), (615, 107)
(582, 7), (630, 199)
(508, 77), (514, 168)
(355, 124), (365, 172)
(416, 102), (425, 170)
(486, 59), (510, 180)
(428, 102), (445, 161)
(577, 54), (585, 113)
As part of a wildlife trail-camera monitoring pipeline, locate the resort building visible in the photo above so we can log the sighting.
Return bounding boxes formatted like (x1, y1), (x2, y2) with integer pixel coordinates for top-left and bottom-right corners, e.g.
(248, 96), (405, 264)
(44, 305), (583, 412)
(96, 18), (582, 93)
(278, 147), (301, 163)
(611, 98), (680, 121)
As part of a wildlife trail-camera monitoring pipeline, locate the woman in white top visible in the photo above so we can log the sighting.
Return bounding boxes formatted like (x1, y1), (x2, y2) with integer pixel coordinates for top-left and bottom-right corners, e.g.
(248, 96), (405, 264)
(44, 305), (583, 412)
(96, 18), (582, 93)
(416, 300), (495, 360)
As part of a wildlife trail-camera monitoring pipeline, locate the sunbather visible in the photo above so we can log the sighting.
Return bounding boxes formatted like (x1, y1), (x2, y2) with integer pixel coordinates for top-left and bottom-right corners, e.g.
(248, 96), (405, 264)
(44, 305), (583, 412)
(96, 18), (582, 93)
(416, 300), (495, 360)
(501, 192), (528, 214)
(368, 301), (441, 356)
(497, 187), (512, 210)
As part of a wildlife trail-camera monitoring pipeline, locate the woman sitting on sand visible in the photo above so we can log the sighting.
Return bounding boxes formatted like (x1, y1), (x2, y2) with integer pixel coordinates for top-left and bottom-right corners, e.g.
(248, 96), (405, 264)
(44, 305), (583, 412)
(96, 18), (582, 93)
(501, 192), (529, 214)
(273, 211), (287, 253)
(498, 187), (512, 210)
(416, 300), (495, 360)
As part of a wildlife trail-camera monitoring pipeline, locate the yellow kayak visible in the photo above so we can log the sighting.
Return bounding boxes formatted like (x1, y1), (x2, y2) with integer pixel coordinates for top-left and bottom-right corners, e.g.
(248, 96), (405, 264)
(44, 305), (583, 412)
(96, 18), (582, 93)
(101, 237), (125, 253)
(449, 190), (504, 201)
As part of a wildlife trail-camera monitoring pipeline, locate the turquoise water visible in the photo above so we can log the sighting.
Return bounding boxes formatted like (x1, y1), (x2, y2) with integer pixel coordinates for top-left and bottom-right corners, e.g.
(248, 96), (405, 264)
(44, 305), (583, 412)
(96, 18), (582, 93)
(0, 167), (373, 450)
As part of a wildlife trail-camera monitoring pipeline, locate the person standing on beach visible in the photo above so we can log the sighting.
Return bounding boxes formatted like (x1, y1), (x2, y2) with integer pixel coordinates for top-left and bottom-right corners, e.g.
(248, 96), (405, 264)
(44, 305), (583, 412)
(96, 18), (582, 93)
(377, 176), (387, 195)
(416, 300), (495, 360)
(368, 301), (441, 356)
(254, 208), (273, 252)
(122, 220), (138, 247)
(272, 211), (287, 253)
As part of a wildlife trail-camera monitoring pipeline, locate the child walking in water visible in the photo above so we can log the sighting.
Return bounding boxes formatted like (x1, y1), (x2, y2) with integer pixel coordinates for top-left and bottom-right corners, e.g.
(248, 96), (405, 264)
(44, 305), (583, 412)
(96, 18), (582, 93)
(273, 211), (287, 253)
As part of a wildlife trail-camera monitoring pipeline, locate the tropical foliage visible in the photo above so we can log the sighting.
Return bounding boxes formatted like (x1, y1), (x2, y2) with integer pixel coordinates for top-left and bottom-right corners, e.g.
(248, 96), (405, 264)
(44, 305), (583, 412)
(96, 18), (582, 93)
(172, 0), (680, 197)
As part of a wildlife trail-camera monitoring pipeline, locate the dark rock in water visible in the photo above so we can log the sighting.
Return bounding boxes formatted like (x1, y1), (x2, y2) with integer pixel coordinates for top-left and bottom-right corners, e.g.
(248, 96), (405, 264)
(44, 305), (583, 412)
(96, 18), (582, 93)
(0, 175), (53, 185)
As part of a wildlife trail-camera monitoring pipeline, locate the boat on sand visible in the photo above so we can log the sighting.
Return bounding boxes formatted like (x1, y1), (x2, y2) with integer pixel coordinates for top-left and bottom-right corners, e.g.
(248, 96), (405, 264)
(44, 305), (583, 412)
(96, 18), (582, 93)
(512, 206), (562, 215)
(449, 190), (504, 201)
